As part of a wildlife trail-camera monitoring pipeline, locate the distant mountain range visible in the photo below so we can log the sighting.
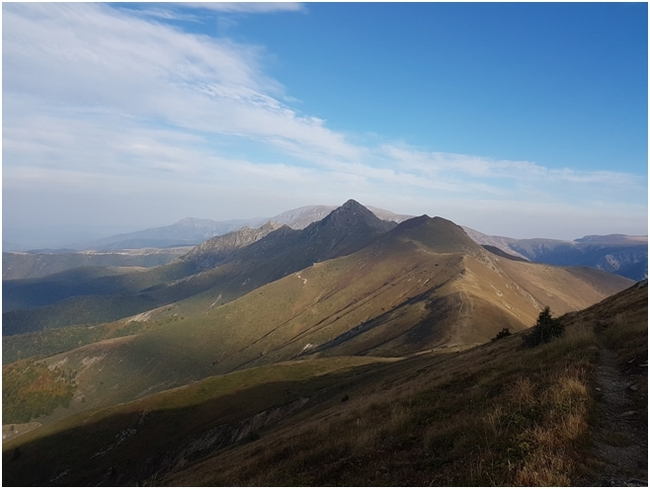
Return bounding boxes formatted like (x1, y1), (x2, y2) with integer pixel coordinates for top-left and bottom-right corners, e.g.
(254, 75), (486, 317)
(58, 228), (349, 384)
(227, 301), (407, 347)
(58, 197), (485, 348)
(70, 204), (411, 251)
(2, 247), (192, 281)
(3, 199), (631, 355)
(464, 228), (648, 281)
(78, 217), (266, 251)
(2, 199), (643, 487)
(4, 202), (645, 283)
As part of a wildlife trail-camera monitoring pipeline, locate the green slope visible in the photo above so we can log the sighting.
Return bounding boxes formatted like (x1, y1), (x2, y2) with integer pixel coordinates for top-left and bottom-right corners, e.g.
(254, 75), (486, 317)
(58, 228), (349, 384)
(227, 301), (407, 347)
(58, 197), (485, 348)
(2, 260), (195, 334)
(2, 249), (189, 281)
(4, 281), (645, 486)
(2, 356), (397, 486)
(3, 216), (631, 428)
(2, 294), (159, 336)
(2, 201), (395, 335)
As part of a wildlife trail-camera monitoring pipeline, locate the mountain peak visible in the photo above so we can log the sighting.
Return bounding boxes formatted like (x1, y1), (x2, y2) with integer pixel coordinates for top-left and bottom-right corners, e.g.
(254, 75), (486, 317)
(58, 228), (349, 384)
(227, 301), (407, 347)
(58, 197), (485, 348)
(319, 200), (393, 232)
(341, 198), (363, 209)
(296, 200), (397, 260)
(384, 214), (483, 254)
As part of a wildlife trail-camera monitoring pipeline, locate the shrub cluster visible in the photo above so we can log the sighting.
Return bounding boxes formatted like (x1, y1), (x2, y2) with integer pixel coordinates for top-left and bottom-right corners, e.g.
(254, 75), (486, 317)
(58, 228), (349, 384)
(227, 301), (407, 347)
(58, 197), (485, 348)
(492, 328), (512, 341)
(3, 361), (76, 423)
(524, 307), (564, 347)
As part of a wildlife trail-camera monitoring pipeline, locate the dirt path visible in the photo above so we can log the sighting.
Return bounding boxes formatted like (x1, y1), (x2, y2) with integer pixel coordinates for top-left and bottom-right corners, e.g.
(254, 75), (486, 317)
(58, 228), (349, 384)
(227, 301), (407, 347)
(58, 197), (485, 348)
(586, 345), (647, 486)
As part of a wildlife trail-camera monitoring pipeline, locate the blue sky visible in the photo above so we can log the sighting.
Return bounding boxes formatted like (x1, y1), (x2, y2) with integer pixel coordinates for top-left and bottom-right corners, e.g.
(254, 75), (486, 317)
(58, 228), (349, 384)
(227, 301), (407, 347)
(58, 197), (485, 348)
(3, 2), (647, 246)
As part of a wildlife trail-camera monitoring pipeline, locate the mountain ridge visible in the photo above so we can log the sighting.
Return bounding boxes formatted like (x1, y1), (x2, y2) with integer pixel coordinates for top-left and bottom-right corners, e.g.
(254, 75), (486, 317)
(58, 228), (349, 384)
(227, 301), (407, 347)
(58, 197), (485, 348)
(6, 203), (643, 283)
(2, 202), (639, 339)
(4, 212), (631, 423)
(179, 221), (284, 273)
(64, 204), (410, 252)
(464, 226), (648, 280)
(1, 200), (645, 488)
(2, 201), (398, 334)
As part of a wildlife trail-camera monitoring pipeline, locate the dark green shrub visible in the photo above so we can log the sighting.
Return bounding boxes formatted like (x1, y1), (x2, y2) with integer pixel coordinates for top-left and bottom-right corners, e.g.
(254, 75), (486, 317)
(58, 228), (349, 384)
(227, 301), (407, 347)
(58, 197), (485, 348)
(492, 328), (512, 341)
(524, 307), (564, 347)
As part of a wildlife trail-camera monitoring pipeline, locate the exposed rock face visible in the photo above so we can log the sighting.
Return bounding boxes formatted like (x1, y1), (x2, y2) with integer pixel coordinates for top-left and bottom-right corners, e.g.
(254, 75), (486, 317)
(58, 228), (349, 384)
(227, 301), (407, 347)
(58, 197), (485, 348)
(143, 201), (399, 275)
(180, 221), (283, 272)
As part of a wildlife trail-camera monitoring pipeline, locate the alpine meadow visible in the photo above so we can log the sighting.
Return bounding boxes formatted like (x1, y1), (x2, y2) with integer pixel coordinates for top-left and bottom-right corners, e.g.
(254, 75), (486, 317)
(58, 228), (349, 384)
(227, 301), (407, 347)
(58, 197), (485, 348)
(2, 3), (647, 487)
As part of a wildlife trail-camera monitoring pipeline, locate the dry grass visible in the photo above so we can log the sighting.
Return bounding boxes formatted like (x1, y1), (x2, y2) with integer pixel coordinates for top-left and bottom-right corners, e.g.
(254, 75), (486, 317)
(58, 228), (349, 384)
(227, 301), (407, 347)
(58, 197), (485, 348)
(6, 283), (644, 487)
(163, 323), (601, 487)
(510, 369), (591, 485)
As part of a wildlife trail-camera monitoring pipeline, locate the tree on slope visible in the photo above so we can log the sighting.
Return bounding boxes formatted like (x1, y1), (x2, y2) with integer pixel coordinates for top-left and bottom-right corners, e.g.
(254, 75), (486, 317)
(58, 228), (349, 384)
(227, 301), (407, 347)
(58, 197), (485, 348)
(525, 307), (564, 347)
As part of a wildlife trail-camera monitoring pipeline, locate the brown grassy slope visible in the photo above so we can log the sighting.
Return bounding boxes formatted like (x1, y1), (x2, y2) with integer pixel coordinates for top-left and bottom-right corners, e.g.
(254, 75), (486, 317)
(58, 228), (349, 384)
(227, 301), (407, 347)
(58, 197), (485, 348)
(6, 216), (630, 428)
(563, 280), (648, 485)
(2, 356), (400, 486)
(162, 281), (646, 487)
(3, 282), (645, 487)
(29, 242), (466, 417)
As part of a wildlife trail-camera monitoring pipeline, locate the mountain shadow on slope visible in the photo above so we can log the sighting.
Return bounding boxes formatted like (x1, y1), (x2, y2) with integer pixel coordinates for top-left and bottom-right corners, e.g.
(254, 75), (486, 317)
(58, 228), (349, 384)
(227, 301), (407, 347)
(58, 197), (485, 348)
(142, 200), (397, 306)
(2, 201), (396, 335)
(4, 281), (645, 487)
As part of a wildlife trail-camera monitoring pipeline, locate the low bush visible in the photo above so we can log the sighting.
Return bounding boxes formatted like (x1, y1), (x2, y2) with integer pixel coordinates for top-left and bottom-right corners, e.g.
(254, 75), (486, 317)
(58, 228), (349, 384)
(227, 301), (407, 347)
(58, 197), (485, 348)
(492, 328), (511, 341)
(525, 307), (564, 347)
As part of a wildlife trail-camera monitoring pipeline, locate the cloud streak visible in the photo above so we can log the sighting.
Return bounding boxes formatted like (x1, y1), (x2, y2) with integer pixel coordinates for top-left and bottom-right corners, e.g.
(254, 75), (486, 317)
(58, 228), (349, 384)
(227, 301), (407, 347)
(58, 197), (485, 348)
(2, 3), (646, 243)
(181, 3), (305, 13)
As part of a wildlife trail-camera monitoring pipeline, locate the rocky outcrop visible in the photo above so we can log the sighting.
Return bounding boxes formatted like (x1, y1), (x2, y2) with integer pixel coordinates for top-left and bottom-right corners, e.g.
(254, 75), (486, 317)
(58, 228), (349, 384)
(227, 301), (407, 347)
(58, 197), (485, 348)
(180, 221), (283, 272)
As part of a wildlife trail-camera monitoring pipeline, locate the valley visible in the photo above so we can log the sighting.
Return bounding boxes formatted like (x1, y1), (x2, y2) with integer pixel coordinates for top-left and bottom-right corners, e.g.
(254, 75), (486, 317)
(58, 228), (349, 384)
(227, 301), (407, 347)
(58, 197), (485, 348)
(2, 200), (645, 486)
(5, 2), (646, 486)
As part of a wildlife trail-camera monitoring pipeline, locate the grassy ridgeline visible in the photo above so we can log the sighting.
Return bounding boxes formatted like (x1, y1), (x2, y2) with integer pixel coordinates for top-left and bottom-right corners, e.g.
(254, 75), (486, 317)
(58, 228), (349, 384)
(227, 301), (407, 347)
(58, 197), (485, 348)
(3, 283), (646, 486)
(171, 284), (646, 486)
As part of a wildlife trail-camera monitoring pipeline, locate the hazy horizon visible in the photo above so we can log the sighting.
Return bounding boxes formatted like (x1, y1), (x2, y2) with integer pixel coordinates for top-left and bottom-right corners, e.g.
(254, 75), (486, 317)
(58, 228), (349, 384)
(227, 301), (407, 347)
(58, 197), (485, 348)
(3, 3), (648, 248)
(4, 198), (649, 251)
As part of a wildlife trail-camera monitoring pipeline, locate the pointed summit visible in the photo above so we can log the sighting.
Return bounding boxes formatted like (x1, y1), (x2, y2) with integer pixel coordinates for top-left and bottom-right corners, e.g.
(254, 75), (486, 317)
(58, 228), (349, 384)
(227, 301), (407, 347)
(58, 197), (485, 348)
(320, 199), (392, 232)
(341, 198), (364, 209)
(300, 200), (397, 260)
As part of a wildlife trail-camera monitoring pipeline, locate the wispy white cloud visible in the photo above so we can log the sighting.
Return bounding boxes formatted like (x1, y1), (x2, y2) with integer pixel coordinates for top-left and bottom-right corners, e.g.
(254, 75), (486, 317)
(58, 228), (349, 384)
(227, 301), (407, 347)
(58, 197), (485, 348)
(380, 144), (641, 190)
(112, 3), (305, 23)
(182, 3), (305, 13)
(2, 2), (646, 243)
(3, 3), (365, 166)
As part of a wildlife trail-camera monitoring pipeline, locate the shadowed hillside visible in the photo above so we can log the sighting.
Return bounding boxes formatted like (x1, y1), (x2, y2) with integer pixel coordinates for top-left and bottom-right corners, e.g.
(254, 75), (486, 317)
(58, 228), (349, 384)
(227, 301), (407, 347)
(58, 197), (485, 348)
(2, 248), (190, 281)
(4, 281), (645, 487)
(2, 201), (396, 335)
(2, 213), (631, 429)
